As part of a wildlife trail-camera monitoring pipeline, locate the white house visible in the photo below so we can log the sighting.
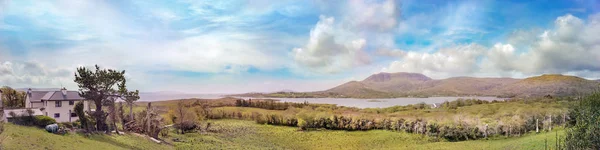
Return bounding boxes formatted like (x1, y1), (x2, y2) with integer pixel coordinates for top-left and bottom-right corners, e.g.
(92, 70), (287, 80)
(22, 88), (91, 122)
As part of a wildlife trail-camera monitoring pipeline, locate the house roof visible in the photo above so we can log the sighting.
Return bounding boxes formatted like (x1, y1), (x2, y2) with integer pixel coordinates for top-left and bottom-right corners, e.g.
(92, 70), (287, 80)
(28, 90), (85, 102)
(28, 91), (50, 102)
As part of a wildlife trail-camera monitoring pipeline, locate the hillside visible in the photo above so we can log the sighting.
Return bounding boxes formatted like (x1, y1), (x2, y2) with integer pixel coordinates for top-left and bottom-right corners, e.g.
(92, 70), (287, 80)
(0, 124), (173, 150)
(324, 72), (600, 98)
(493, 74), (600, 97)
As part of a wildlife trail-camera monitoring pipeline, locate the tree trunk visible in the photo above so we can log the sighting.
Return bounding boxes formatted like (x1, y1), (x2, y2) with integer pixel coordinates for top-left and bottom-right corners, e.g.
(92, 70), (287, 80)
(536, 119), (539, 133)
(110, 102), (118, 134)
(146, 103), (151, 135)
(95, 100), (106, 132)
(549, 115), (552, 131)
(129, 103), (133, 122)
(484, 124), (488, 138)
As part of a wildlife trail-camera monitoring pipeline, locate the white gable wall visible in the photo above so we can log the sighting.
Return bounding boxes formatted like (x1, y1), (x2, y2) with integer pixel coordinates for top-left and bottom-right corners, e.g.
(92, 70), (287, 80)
(43, 100), (90, 122)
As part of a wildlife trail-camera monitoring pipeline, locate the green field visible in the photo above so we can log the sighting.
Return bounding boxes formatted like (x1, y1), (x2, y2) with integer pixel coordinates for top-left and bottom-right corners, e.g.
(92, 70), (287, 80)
(0, 119), (567, 150)
(164, 119), (564, 150)
(1, 97), (570, 150)
(0, 124), (173, 150)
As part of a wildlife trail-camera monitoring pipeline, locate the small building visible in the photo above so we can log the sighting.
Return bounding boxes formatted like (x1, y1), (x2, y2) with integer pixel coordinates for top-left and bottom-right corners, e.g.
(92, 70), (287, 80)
(22, 88), (91, 122)
(2, 108), (45, 122)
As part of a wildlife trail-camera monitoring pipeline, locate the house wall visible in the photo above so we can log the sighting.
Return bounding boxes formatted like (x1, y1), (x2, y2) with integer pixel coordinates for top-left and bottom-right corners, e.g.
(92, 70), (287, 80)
(25, 96), (31, 108)
(43, 100), (90, 122)
(31, 102), (43, 108)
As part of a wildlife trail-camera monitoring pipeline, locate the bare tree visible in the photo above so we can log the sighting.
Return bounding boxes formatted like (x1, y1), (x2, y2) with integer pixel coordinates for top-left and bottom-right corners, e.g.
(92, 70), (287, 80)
(121, 89), (140, 122)
(176, 100), (186, 134)
(116, 78), (140, 123)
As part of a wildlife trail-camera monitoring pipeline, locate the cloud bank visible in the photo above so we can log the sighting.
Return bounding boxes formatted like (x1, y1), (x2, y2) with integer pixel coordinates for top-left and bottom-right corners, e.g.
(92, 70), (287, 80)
(1, 0), (599, 93)
(383, 14), (600, 79)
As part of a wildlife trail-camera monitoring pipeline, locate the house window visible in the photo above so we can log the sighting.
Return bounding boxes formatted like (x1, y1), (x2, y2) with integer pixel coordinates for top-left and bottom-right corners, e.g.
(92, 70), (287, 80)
(55, 101), (62, 107)
(71, 113), (77, 117)
(54, 113), (60, 118)
(69, 101), (74, 105)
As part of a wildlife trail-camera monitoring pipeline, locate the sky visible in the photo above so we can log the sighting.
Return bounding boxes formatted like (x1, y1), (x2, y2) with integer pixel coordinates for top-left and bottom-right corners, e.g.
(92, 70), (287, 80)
(0, 0), (599, 93)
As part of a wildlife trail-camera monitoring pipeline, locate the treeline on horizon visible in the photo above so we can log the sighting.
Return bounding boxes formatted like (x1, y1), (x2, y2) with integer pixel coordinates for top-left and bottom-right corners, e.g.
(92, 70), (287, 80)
(204, 98), (573, 141)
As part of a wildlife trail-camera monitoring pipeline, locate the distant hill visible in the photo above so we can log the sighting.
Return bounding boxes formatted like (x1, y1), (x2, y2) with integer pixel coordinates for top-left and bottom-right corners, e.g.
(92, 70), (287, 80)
(14, 88), (61, 92)
(230, 72), (600, 98)
(492, 74), (600, 97)
(323, 72), (600, 98)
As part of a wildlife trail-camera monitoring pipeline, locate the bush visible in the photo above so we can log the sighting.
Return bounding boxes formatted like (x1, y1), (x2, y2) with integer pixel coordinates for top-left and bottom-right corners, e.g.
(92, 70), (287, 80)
(73, 121), (81, 128)
(34, 116), (57, 128)
(564, 92), (600, 149)
(174, 121), (198, 134)
(60, 122), (74, 129)
(0, 111), (4, 134)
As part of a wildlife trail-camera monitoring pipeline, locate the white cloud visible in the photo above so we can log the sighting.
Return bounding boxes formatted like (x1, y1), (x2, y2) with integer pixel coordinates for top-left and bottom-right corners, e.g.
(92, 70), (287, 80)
(345, 0), (400, 32)
(292, 0), (401, 74)
(0, 61), (73, 88)
(506, 29), (542, 48)
(385, 13), (600, 79)
(382, 44), (486, 78)
(292, 16), (370, 73)
(376, 49), (408, 58)
(493, 14), (600, 74)
(27, 31), (287, 75)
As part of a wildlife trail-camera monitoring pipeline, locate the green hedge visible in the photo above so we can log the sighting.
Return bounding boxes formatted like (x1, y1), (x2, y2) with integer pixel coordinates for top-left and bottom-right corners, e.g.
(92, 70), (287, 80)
(34, 116), (57, 128)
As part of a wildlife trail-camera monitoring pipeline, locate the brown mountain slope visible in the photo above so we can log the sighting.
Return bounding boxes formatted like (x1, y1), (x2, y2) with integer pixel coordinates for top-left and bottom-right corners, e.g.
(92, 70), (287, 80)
(360, 72), (432, 92)
(324, 72), (600, 98)
(322, 81), (397, 98)
(493, 74), (600, 97)
(417, 77), (519, 96)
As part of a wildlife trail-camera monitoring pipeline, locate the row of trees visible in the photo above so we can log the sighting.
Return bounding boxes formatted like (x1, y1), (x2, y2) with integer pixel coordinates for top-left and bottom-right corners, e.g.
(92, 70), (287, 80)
(235, 99), (310, 110)
(440, 99), (495, 109)
(205, 106), (568, 141)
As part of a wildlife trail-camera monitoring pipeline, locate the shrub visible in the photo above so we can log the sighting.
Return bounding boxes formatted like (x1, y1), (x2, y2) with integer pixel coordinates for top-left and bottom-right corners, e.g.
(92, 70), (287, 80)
(60, 122), (74, 129)
(72, 121), (81, 128)
(0, 111), (4, 134)
(174, 121), (198, 134)
(34, 116), (57, 128)
(74, 101), (89, 130)
(564, 92), (600, 149)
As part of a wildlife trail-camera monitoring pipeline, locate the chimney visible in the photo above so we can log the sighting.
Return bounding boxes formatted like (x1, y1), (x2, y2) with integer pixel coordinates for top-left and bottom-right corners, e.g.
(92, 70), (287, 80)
(61, 87), (67, 96)
(27, 88), (32, 97)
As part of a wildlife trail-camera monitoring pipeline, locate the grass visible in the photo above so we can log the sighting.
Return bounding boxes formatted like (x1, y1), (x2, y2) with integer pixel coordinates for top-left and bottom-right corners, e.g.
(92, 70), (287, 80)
(3, 98), (568, 149)
(164, 119), (565, 150)
(0, 124), (173, 150)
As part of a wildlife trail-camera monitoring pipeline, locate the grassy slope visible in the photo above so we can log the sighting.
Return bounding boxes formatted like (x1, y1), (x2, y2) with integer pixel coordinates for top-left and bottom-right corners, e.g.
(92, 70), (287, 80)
(0, 124), (173, 150)
(166, 119), (564, 150)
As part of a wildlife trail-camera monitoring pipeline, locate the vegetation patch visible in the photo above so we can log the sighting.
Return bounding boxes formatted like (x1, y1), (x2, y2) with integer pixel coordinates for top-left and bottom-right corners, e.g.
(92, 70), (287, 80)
(0, 123), (173, 150)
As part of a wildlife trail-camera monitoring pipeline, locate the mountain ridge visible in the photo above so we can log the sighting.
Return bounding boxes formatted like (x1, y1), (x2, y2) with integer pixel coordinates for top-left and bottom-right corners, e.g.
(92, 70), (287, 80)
(323, 72), (599, 98)
(230, 72), (600, 98)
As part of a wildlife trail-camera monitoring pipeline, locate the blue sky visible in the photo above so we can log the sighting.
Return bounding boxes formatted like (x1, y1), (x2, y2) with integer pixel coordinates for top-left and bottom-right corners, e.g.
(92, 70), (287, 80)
(1, 0), (599, 93)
